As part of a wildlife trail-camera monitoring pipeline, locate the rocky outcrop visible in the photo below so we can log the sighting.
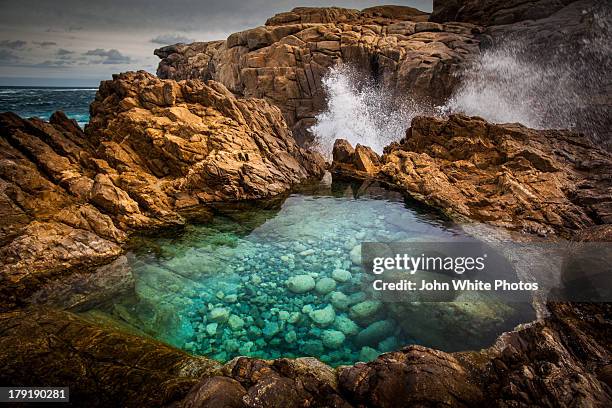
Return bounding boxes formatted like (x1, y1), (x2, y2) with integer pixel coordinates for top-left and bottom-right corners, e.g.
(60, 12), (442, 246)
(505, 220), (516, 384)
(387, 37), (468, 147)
(0, 71), (324, 310)
(332, 115), (612, 237)
(155, 6), (482, 144)
(1, 300), (609, 407)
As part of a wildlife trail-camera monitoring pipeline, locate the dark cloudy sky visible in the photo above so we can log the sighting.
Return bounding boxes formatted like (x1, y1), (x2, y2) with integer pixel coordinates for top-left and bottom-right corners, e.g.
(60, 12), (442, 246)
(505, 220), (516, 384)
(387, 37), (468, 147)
(0, 0), (432, 86)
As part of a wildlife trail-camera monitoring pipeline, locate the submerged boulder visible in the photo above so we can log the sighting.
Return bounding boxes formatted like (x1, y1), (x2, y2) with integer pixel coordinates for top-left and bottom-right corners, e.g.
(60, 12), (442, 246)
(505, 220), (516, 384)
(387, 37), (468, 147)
(286, 275), (316, 293)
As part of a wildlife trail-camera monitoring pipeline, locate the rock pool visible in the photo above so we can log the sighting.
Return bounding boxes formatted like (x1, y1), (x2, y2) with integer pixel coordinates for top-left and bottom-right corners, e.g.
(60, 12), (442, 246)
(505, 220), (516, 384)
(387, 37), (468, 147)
(79, 179), (534, 366)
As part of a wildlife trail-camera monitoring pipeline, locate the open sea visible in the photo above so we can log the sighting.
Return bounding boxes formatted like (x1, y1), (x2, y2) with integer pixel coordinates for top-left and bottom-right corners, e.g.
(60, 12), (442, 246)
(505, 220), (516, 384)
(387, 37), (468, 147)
(0, 86), (97, 127)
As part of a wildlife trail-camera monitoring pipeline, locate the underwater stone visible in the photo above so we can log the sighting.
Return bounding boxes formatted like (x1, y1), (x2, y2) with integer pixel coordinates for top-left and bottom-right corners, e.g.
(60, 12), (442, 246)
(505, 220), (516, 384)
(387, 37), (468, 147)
(302, 305), (314, 314)
(286, 275), (316, 293)
(285, 330), (297, 343)
(224, 339), (240, 352)
(359, 346), (380, 362)
(350, 245), (361, 265)
(224, 294), (238, 303)
(332, 269), (352, 282)
(330, 292), (350, 311)
(379, 336), (400, 352)
(205, 322), (218, 336)
(356, 320), (395, 346)
(239, 341), (254, 354)
(209, 307), (230, 323)
(348, 292), (367, 305)
(309, 305), (336, 327)
(228, 315), (245, 331)
(287, 311), (302, 324)
(302, 340), (324, 356)
(322, 330), (346, 349)
(278, 310), (290, 321)
(299, 248), (315, 256)
(263, 321), (280, 338)
(350, 300), (382, 320)
(315, 277), (337, 295)
(333, 315), (359, 336)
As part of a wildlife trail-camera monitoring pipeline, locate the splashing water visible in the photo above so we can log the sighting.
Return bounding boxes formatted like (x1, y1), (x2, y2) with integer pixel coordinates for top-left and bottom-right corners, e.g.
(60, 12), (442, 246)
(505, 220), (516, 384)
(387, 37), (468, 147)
(446, 2), (611, 142)
(445, 43), (579, 129)
(310, 65), (432, 157)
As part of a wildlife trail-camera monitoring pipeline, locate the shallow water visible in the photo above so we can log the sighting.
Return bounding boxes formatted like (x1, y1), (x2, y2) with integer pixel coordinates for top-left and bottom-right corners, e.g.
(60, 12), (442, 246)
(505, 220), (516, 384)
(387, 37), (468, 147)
(80, 180), (534, 366)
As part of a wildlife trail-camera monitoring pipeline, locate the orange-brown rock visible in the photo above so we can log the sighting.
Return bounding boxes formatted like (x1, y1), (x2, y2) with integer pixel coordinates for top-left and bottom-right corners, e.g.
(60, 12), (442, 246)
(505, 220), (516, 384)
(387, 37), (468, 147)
(332, 115), (611, 237)
(0, 71), (324, 310)
(332, 139), (380, 175)
(155, 6), (482, 144)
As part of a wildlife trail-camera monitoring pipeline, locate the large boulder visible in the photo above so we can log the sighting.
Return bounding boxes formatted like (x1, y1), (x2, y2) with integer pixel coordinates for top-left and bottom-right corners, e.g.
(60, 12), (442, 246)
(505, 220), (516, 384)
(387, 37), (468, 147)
(155, 6), (481, 144)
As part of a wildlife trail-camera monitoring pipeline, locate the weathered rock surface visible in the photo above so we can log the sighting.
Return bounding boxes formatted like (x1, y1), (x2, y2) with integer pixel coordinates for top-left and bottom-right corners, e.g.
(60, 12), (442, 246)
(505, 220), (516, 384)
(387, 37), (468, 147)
(1, 299), (609, 407)
(333, 115), (612, 237)
(155, 6), (481, 144)
(0, 71), (324, 310)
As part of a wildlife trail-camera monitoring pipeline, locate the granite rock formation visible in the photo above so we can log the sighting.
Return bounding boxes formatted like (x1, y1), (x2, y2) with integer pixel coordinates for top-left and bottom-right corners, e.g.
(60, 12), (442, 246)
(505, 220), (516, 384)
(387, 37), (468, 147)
(155, 5), (482, 144)
(0, 71), (324, 310)
(332, 114), (612, 237)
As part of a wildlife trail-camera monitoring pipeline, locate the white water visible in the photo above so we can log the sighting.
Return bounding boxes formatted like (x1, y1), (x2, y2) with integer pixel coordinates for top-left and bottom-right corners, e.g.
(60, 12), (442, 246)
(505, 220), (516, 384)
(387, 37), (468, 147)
(310, 65), (433, 157)
(311, 2), (610, 156)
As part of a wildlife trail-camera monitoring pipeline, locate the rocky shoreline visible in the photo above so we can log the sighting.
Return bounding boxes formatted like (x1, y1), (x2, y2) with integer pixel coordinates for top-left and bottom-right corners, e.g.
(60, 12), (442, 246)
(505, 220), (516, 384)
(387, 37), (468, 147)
(1, 1), (611, 407)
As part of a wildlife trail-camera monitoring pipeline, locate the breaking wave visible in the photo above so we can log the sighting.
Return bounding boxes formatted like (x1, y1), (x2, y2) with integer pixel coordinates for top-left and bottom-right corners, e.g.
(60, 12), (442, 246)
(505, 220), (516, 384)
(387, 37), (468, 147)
(309, 65), (434, 157)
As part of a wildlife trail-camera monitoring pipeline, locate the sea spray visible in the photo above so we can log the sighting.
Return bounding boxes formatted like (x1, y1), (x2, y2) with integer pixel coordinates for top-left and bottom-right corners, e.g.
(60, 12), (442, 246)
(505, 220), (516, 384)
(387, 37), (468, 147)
(446, 1), (611, 144)
(309, 65), (434, 157)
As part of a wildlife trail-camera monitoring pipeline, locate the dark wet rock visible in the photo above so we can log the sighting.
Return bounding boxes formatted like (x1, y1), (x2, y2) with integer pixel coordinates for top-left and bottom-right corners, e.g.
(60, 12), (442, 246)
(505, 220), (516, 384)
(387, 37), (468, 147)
(430, 0), (576, 25)
(2, 297), (610, 407)
(0, 308), (221, 408)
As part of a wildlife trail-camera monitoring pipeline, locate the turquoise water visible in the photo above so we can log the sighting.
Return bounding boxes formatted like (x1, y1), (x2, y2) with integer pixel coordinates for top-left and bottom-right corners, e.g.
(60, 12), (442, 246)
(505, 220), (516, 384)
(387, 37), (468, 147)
(0, 87), (96, 126)
(82, 181), (533, 366)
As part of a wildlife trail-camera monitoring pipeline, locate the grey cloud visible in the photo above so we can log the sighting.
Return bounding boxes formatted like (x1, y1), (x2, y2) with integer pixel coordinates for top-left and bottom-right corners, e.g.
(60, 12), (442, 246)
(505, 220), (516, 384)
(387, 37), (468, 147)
(57, 48), (74, 55)
(33, 41), (57, 47)
(35, 59), (75, 67)
(0, 49), (21, 63)
(84, 48), (132, 64)
(0, 1), (433, 34)
(0, 40), (27, 49)
(151, 34), (196, 45)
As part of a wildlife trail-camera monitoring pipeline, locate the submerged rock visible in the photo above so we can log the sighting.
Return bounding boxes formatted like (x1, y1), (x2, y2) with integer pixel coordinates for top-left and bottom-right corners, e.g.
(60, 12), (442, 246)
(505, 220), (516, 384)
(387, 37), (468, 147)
(331, 269), (352, 283)
(350, 300), (382, 320)
(321, 330), (346, 349)
(286, 275), (316, 293)
(329, 292), (350, 311)
(309, 305), (336, 327)
(334, 315), (360, 336)
(356, 320), (396, 347)
(315, 277), (336, 295)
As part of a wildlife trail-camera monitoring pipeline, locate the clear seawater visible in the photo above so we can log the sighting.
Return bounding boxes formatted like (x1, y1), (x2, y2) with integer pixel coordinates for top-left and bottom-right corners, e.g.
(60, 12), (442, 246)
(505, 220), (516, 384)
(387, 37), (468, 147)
(79, 180), (534, 366)
(0, 86), (96, 126)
